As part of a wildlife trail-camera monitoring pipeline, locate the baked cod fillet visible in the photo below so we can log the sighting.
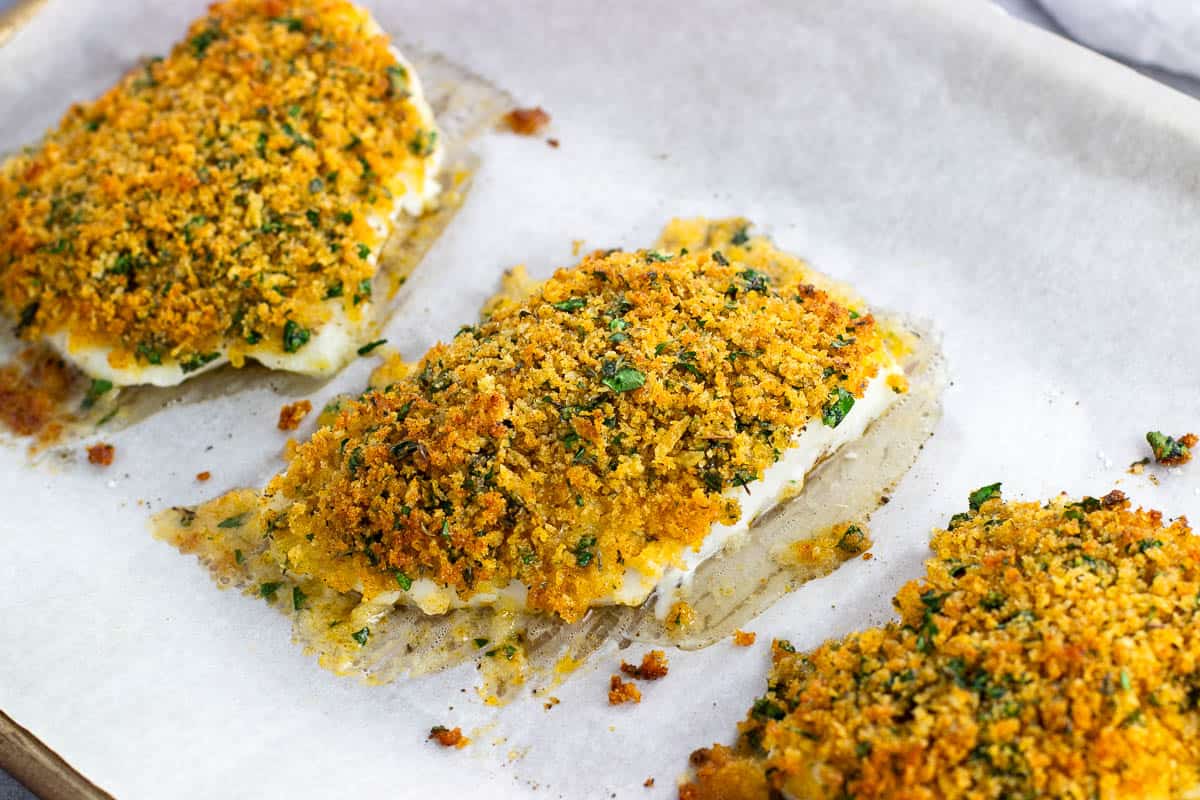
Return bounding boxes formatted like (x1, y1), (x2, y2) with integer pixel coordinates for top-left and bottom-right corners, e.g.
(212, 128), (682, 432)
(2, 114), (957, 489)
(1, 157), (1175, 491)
(0, 0), (442, 386)
(262, 219), (909, 622)
(681, 488), (1200, 800)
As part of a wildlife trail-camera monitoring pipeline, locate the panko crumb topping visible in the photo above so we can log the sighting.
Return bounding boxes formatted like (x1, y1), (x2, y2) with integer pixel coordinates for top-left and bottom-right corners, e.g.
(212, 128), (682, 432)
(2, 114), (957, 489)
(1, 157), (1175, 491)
(681, 489), (1200, 800)
(427, 725), (468, 749)
(277, 399), (313, 430)
(0, 0), (438, 373)
(265, 219), (896, 621)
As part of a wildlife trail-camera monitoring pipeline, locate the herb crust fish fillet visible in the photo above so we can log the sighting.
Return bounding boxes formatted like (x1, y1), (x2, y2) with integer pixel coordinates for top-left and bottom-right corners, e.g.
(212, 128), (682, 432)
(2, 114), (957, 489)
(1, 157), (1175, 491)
(264, 219), (907, 622)
(0, 0), (442, 386)
(681, 488), (1200, 800)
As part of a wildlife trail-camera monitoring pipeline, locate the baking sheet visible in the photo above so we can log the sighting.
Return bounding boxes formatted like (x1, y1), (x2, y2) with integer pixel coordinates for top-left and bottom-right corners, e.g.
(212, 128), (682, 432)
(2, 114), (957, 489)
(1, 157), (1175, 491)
(1, 1), (1198, 797)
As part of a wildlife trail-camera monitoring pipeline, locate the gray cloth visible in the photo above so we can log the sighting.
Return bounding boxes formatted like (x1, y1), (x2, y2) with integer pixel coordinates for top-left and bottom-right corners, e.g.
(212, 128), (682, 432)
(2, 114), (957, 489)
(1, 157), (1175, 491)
(0, 772), (35, 800)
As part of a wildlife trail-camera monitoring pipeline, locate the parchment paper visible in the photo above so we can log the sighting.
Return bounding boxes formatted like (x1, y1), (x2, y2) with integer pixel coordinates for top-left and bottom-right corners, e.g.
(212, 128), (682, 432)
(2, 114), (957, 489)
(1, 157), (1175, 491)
(2, 1), (1198, 797)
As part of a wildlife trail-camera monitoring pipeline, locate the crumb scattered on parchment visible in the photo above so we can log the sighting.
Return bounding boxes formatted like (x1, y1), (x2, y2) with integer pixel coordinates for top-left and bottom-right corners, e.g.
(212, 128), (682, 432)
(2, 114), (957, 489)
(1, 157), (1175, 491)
(1128, 457), (1150, 475)
(503, 106), (551, 136)
(428, 726), (469, 748)
(87, 442), (114, 466)
(862, 552), (874, 561)
(644, 778), (655, 788)
(195, 471), (211, 482)
(1147, 431), (1196, 466)
(277, 400), (312, 431)
(571, 239), (585, 256)
(546, 138), (559, 148)
(609, 675), (642, 705)
(732, 630), (756, 647)
(621, 650), (669, 681)
(543, 696), (560, 710)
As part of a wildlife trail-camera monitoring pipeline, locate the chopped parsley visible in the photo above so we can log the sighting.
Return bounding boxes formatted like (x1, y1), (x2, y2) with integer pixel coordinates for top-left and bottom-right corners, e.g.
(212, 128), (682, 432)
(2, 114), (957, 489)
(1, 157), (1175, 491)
(573, 535), (597, 567)
(357, 339), (387, 356)
(351, 627), (370, 646)
(821, 387), (855, 428)
(394, 570), (413, 591)
(282, 320), (310, 353)
(259, 582), (282, 601)
(180, 351), (220, 374)
(836, 524), (867, 553)
(600, 359), (645, 393)
(217, 512), (249, 529)
(1146, 430), (1192, 465)
(292, 586), (307, 610)
(81, 378), (114, 410)
(552, 297), (586, 313)
(968, 482), (1002, 511)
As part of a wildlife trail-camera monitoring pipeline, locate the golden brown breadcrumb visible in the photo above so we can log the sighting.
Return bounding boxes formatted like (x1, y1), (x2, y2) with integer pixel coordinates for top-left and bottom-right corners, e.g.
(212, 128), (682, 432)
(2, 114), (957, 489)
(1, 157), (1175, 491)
(427, 725), (468, 749)
(277, 399), (313, 431)
(681, 488), (1200, 800)
(732, 630), (756, 647)
(503, 107), (551, 136)
(608, 675), (642, 706)
(86, 442), (114, 466)
(0, 348), (75, 440)
(196, 470), (212, 482)
(0, 0), (438, 371)
(264, 221), (895, 621)
(621, 650), (670, 681)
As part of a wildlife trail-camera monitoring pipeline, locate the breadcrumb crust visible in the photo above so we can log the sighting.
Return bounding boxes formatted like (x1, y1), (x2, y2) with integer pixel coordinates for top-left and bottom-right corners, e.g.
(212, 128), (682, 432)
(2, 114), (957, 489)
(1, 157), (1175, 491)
(0, 0), (438, 371)
(265, 220), (893, 621)
(681, 491), (1200, 800)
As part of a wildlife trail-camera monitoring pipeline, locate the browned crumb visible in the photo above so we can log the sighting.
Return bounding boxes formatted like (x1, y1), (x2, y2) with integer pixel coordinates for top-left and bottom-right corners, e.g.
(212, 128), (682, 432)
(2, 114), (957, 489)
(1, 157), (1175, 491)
(861, 552), (873, 561)
(547, 138), (560, 148)
(503, 106), (551, 136)
(87, 442), (114, 466)
(428, 726), (468, 749)
(621, 650), (669, 681)
(0, 348), (76, 442)
(277, 399), (313, 431)
(643, 777), (655, 788)
(543, 696), (560, 710)
(1128, 457), (1150, 475)
(195, 471), (211, 482)
(732, 630), (756, 647)
(608, 675), (642, 705)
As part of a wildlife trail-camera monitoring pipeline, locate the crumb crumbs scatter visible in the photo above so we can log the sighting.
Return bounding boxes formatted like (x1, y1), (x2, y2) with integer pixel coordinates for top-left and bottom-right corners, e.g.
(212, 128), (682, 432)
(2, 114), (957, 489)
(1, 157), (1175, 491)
(643, 778), (655, 788)
(732, 630), (756, 647)
(503, 106), (551, 136)
(608, 675), (642, 705)
(860, 551), (873, 561)
(546, 138), (560, 148)
(428, 725), (468, 749)
(681, 487), (1200, 800)
(86, 442), (114, 466)
(1129, 457), (1150, 475)
(620, 650), (669, 681)
(277, 399), (313, 431)
(1147, 430), (1196, 466)
(543, 696), (560, 710)
(195, 470), (211, 481)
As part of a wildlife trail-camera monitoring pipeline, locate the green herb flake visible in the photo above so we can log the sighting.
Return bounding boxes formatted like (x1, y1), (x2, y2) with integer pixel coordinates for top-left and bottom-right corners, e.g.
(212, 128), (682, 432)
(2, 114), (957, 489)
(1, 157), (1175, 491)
(357, 339), (387, 356)
(234, 549), (244, 565)
(351, 627), (370, 646)
(356, 242), (371, 260)
(552, 297), (586, 313)
(968, 482), (1002, 511)
(600, 360), (645, 393)
(394, 571), (413, 591)
(292, 586), (307, 611)
(217, 513), (249, 529)
(836, 524), (867, 554)
(821, 387), (855, 428)
(1146, 430), (1193, 465)
(573, 535), (597, 567)
(180, 352), (220, 374)
(282, 320), (311, 353)
(81, 378), (114, 410)
(259, 582), (282, 601)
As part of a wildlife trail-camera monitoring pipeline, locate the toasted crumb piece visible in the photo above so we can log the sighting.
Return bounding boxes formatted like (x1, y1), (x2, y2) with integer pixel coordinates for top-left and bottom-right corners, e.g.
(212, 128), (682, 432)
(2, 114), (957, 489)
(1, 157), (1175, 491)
(543, 696), (560, 710)
(547, 138), (560, 148)
(1128, 457), (1150, 474)
(732, 630), (756, 647)
(503, 106), (551, 136)
(277, 400), (313, 432)
(608, 675), (642, 705)
(644, 777), (655, 788)
(1147, 430), (1195, 466)
(620, 650), (669, 681)
(87, 442), (114, 466)
(428, 726), (468, 749)
(195, 471), (211, 482)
